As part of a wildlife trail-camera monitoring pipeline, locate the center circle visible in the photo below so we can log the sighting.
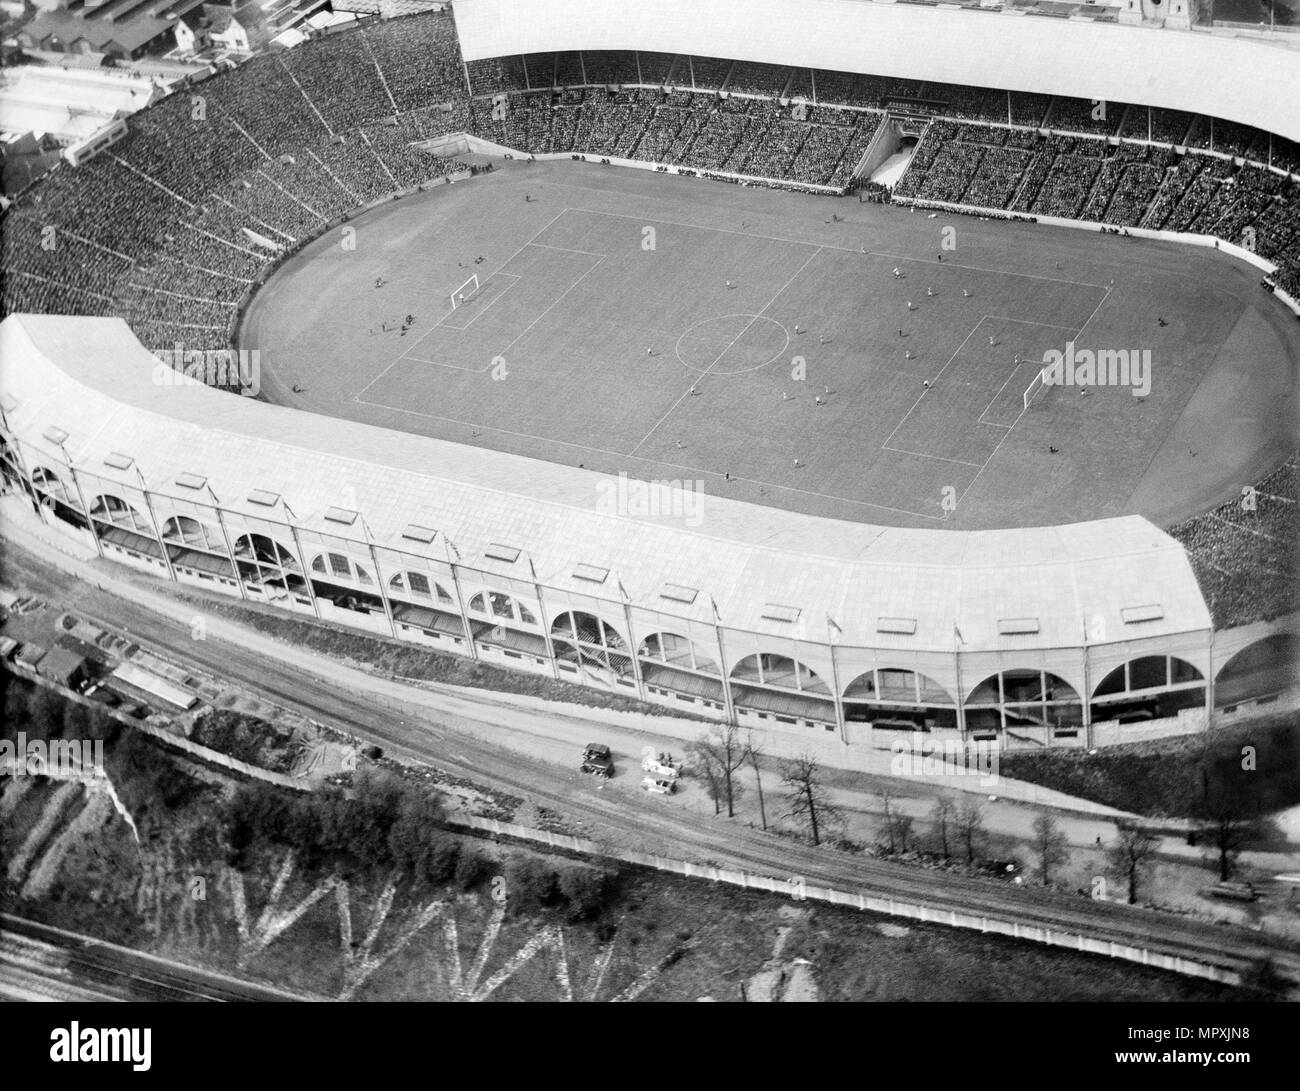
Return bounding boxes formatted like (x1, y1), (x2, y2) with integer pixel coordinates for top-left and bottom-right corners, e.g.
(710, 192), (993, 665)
(674, 313), (791, 375)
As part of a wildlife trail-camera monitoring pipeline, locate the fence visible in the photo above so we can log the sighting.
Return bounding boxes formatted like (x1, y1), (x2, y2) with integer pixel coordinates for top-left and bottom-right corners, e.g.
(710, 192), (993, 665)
(450, 813), (1242, 987)
(0, 659), (1247, 987)
(4, 664), (304, 792)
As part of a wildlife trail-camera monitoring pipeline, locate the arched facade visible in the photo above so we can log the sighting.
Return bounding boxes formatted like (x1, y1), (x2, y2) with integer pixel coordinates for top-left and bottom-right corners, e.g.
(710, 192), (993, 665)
(964, 669), (1084, 736)
(843, 667), (959, 732)
(162, 514), (225, 553)
(1089, 655), (1206, 724)
(0, 312), (1254, 752)
(1214, 634), (1300, 708)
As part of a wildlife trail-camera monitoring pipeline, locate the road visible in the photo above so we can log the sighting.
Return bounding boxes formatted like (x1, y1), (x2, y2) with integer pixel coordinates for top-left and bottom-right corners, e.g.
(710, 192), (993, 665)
(3, 532), (1299, 990)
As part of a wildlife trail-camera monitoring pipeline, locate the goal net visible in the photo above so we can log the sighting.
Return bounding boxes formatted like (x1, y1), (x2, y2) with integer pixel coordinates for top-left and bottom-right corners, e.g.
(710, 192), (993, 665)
(1022, 366), (1049, 412)
(449, 274), (480, 310)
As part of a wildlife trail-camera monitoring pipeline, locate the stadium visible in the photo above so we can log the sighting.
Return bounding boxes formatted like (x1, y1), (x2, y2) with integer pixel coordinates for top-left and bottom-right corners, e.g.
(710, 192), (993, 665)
(2, 0), (1298, 754)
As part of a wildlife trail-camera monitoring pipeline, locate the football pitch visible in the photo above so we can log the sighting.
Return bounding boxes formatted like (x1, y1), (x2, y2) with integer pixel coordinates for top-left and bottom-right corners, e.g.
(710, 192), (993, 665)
(241, 160), (1300, 530)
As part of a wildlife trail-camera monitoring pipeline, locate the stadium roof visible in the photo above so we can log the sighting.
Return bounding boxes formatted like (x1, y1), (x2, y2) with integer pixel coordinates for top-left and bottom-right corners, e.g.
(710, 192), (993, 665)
(454, 0), (1300, 145)
(0, 314), (1213, 653)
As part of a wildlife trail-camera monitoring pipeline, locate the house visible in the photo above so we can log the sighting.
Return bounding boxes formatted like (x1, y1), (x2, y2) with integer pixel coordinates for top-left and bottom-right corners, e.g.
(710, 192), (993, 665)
(174, 9), (212, 55)
(14, 642), (46, 671)
(17, 4), (193, 62)
(203, 4), (262, 54)
(37, 645), (89, 689)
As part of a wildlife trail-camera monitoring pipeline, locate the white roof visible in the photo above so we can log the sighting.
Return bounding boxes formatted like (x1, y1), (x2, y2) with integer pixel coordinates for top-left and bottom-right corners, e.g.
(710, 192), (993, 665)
(454, 0), (1300, 144)
(0, 65), (157, 143)
(110, 662), (198, 710)
(0, 315), (1213, 652)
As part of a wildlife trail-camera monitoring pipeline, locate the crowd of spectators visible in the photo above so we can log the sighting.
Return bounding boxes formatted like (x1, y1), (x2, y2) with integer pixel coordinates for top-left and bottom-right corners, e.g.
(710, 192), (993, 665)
(364, 12), (465, 111)
(895, 118), (1300, 300)
(687, 56), (734, 91)
(1170, 453), (1300, 629)
(1, 11), (477, 352)
(416, 43), (1300, 195)
(582, 50), (639, 87)
(724, 62), (791, 98)
(1120, 108), (1194, 146)
(1045, 96), (1129, 137)
(554, 51), (585, 88)
(3, 17), (1298, 372)
(461, 86), (878, 187)
(1186, 116), (1268, 161)
(1009, 92), (1053, 129)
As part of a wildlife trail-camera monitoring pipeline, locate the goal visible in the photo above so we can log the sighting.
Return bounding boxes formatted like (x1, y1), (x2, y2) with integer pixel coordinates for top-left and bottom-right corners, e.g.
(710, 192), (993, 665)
(449, 274), (480, 310)
(1022, 366), (1049, 412)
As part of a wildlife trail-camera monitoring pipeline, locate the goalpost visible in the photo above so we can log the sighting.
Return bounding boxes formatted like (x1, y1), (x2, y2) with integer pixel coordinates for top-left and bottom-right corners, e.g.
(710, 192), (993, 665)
(1022, 366), (1049, 412)
(449, 274), (480, 310)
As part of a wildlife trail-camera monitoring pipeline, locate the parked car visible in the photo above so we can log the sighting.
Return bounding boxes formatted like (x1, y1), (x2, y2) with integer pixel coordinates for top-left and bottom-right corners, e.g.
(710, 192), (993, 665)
(641, 774), (676, 794)
(1204, 881), (1257, 903)
(641, 749), (681, 779)
(581, 742), (614, 777)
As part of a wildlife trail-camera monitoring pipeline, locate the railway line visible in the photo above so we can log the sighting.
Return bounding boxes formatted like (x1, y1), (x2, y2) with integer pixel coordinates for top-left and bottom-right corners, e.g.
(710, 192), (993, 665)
(3, 543), (1299, 992)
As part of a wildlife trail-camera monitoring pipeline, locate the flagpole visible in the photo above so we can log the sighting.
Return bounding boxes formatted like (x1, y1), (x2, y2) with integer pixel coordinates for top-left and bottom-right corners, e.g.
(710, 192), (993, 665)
(954, 622), (967, 746)
(444, 535), (478, 661)
(615, 574), (648, 701)
(529, 554), (562, 681)
(827, 616), (847, 744)
(134, 465), (176, 585)
(281, 499), (320, 619)
(362, 517), (399, 639)
(1081, 612), (1092, 750)
(712, 596), (738, 727)
(208, 483), (248, 602)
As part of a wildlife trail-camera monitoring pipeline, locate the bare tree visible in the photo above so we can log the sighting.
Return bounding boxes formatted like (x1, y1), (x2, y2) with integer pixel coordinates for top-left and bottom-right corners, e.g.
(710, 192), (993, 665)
(929, 794), (957, 861)
(1031, 813), (1070, 887)
(1105, 822), (1160, 904)
(879, 790), (897, 854)
(879, 790), (914, 855)
(954, 796), (986, 865)
(747, 732), (767, 831)
(689, 723), (750, 818)
(698, 752), (723, 816)
(1193, 768), (1262, 883)
(781, 752), (842, 846)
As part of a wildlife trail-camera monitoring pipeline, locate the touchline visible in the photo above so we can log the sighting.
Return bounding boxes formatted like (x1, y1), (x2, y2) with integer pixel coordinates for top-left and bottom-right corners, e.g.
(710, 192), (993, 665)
(49, 1023), (151, 1072)
(1041, 341), (1152, 396)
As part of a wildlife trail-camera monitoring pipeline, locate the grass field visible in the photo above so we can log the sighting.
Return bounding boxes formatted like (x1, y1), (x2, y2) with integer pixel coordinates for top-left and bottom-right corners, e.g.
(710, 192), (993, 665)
(241, 160), (1300, 530)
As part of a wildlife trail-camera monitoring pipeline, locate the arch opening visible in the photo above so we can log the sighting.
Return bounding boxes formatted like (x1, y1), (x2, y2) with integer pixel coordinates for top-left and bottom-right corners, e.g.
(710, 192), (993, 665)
(842, 667), (958, 732)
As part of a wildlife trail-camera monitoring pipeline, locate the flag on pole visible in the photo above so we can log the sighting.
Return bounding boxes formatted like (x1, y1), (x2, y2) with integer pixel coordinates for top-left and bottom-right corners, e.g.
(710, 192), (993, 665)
(953, 623), (964, 645)
(528, 554), (537, 580)
(617, 578), (629, 602)
(710, 595), (721, 622)
(827, 613), (842, 636)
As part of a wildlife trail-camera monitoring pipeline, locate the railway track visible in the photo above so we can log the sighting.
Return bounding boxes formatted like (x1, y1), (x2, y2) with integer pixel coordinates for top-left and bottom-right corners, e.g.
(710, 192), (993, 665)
(4, 546), (1299, 990)
(0, 917), (309, 1002)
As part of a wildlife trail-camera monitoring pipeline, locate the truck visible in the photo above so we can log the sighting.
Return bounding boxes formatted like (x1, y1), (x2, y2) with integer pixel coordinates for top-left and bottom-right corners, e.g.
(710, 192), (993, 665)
(641, 774), (677, 794)
(581, 742), (614, 778)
